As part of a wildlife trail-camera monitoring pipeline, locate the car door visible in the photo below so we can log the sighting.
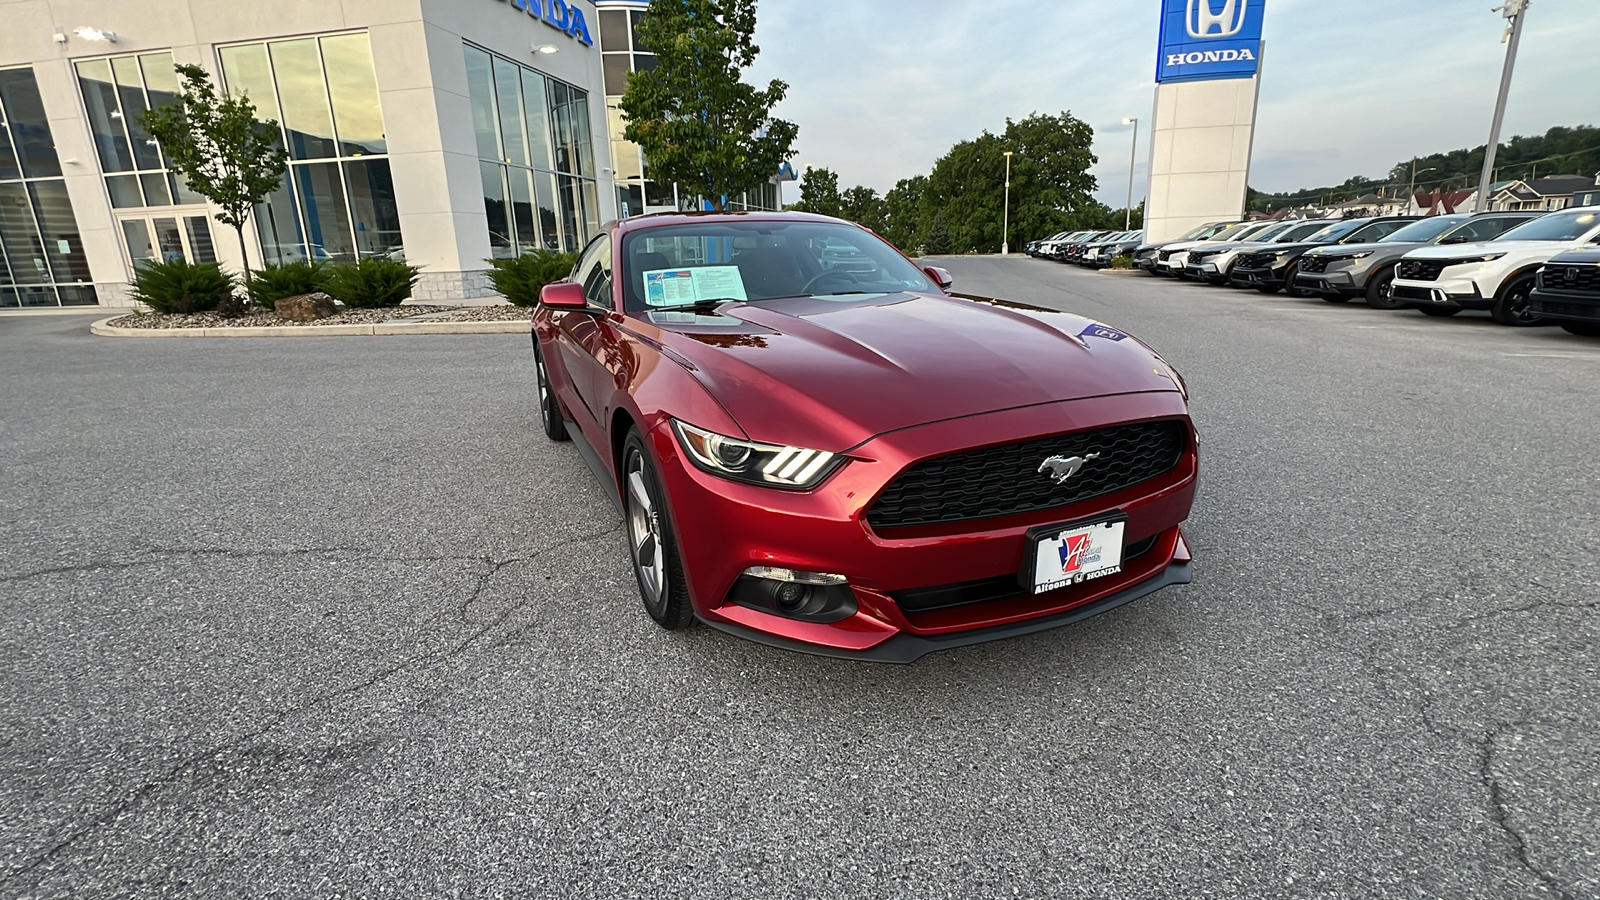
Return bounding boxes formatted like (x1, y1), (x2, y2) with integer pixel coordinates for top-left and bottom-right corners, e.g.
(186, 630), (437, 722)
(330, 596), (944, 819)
(553, 235), (616, 434)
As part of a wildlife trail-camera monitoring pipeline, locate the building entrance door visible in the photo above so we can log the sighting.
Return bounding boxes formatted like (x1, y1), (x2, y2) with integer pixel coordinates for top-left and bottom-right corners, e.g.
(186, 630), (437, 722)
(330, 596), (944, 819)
(118, 212), (218, 272)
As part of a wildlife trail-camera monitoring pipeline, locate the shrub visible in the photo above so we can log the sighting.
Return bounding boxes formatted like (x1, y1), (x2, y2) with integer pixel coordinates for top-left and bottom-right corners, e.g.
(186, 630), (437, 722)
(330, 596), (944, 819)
(128, 259), (237, 314)
(1109, 254), (1134, 269)
(246, 260), (330, 310)
(485, 251), (579, 307)
(322, 258), (421, 309)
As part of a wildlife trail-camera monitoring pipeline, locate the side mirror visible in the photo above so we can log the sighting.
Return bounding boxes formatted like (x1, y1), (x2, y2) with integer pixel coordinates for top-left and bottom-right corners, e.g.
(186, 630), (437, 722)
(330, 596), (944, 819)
(540, 281), (589, 310)
(924, 266), (954, 290)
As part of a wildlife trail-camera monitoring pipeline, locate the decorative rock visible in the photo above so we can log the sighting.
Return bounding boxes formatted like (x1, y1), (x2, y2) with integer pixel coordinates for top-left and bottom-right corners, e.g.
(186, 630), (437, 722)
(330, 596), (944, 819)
(276, 292), (337, 322)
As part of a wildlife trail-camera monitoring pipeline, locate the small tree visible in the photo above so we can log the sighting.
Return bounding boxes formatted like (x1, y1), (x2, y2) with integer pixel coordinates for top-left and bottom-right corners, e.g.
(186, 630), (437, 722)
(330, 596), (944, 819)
(792, 166), (841, 217)
(620, 0), (798, 210)
(140, 64), (287, 284)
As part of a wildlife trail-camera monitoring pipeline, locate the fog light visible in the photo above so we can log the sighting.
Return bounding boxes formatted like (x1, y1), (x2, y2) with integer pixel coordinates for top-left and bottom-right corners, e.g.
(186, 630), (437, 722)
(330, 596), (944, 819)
(773, 581), (810, 612)
(728, 567), (857, 623)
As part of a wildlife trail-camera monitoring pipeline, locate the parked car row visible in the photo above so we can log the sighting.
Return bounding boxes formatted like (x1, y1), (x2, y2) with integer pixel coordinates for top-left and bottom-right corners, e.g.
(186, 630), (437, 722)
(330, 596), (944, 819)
(1025, 230), (1144, 268)
(1121, 208), (1600, 334)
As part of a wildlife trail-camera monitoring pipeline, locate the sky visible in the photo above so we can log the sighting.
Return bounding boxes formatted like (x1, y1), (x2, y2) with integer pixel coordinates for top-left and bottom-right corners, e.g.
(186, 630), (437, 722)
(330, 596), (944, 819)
(744, 0), (1600, 207)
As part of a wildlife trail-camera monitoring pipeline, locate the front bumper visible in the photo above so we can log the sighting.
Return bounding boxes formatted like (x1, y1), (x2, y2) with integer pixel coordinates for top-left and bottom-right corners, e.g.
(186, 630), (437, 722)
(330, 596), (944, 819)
(1229, 264), (1288, 289)
(1294, 269), (1359, 295)
(1390, 274), (1487, 309)
(650, 392), (1198, 661)
(1529, 287), (1600, 324)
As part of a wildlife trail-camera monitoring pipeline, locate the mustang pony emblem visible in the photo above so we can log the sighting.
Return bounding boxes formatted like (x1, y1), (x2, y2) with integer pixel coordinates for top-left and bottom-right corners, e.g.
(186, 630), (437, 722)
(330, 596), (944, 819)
(1038, 453), (1101, 485)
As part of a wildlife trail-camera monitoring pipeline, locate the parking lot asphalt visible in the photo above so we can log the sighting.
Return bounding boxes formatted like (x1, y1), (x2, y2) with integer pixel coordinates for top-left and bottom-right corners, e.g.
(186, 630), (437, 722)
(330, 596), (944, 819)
(2, 263), (1597, 899)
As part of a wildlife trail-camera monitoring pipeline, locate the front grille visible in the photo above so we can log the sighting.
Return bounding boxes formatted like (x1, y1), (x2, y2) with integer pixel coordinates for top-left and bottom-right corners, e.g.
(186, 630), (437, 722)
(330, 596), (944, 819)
(1188, 249), (1218, 263)
(1397, 259), (1449, 281)
(1135, 249), (1157, 260)
(1297, 256), (1330, 274)
(1391, 285), (1436, 303)
(1530, 299), (1600, 322)
(1235, 252), (1274, 269)
(866, 420), (1187, 529)
(1158, 249), (1177, 261)
(1538, 265), (1600, 294)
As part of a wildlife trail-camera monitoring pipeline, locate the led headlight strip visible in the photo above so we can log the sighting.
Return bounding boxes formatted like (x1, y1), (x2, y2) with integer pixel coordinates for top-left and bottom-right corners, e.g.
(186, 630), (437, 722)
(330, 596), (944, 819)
(671, 420), (842, 489)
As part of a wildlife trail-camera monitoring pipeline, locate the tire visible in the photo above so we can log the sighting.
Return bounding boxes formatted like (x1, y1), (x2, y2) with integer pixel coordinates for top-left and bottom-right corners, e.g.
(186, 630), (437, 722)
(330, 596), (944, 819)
(1490, 275), (1545, 326)
(533, 339), (569, 442)
(1560, 323), (1600, 337)
(621, 429), (694, 630)
(1284, 262), (1314, 298)
(1418, 306), (1462, 317)
(1364, 266), (1404, 310)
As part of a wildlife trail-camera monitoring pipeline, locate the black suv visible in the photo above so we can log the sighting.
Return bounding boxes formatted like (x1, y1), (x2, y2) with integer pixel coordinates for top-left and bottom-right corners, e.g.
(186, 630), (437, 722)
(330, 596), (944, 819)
(1229, 217), (1419, 294)
(1529, 249), (1600, 336)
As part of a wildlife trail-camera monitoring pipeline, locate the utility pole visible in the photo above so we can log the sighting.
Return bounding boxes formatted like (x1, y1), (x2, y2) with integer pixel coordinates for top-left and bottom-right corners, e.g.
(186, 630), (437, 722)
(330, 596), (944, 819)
(1409, 158), (1437, 213)
(1001, 150), (1013, 255)
(1122, 118), (1139, 231)
(1476, 0), (1530, 212)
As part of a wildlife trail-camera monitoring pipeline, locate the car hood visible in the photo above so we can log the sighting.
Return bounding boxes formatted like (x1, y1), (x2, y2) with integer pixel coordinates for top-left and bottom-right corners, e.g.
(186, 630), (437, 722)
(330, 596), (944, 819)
(1305, 240), (1421, 258)
(643, 292), (1181, 452)
(1403, 240), (1578, 260)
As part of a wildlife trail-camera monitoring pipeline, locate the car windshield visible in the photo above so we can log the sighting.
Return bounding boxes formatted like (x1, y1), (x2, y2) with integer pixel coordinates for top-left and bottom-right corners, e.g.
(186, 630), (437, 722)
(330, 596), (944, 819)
(1276, 221), (1334, 242)
(1237, 221), (1290, 241)
(1303, 220), (1367, 243)
(620, 220), (936, 311)
(1380, 216), (1465, 243)
(1208, 222), (1261, 241)
(1493, 210), (1600, 242)
(1178, 223), (1223, 240)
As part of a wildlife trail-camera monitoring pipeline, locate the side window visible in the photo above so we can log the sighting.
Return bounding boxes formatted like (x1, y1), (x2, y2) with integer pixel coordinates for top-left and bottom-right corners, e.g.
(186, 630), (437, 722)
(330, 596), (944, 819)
(573, 235), (613, 309)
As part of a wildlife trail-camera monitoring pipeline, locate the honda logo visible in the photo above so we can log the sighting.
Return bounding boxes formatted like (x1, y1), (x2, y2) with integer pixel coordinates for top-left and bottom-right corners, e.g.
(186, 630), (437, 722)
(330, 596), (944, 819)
(1186, 0), (1248, 38)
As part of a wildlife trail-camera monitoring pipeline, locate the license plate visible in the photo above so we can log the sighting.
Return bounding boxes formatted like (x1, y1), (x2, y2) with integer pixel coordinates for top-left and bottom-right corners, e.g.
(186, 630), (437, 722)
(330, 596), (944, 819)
(1021, 516), (1126, 594)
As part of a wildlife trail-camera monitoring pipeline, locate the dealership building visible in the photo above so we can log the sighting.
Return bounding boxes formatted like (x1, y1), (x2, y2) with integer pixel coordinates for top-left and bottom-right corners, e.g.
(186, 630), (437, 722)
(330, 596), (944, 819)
(0, 0), (781, 309)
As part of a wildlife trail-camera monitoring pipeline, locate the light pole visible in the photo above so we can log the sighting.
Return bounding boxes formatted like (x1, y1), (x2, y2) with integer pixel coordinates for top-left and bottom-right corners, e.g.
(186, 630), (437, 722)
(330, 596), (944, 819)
(1408, 159), (1438, 212)
(1122, 117), (1139, 230)
(1476, 0), (1530, 212)
(1001, 151), (1013, 255)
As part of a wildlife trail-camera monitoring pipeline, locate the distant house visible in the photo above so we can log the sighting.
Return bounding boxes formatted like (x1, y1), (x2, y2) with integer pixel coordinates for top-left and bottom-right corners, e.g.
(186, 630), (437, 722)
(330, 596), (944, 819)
(1328, 193), (1410, 217)
(1409, 189), (1478, 216)
(1485, 174), (1595, 211)
(1572, 175), (1600, 209)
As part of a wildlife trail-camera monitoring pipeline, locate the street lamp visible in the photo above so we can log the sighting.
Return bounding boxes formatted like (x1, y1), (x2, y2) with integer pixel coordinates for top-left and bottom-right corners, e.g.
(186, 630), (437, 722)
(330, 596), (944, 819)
(1408, 159), (1438, 212)
(1122, 118), (1139, 231)
(1001, 151), (1013, 256)
(1476, 0), (1531, 211)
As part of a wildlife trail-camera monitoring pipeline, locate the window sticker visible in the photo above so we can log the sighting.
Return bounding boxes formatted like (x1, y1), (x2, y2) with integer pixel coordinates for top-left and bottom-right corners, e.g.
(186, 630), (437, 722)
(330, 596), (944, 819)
(642, 266), (749, 307)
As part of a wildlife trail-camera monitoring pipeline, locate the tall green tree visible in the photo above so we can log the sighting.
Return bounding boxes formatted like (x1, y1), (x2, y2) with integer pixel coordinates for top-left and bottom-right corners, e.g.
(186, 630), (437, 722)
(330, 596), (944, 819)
(839, 185), (886, 233)
(882, 176), (926, 252)
(792, 165), (841, 217)
(139, 64), (287, 283)
(620, 0), (798, 211)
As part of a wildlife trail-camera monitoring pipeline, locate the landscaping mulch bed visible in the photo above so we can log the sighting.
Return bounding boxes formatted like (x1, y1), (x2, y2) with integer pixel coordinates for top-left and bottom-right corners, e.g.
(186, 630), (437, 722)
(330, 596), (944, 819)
(105, 306), (456, 329)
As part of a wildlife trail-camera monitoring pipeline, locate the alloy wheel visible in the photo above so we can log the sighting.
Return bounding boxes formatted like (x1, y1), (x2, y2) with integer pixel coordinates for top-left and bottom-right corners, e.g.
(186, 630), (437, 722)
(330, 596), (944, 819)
(626, 450), (667, 613)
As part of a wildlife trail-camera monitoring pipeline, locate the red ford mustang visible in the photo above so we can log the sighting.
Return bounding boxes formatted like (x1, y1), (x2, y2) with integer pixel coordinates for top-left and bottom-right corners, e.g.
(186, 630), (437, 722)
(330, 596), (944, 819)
(532, 211), (1197, 662)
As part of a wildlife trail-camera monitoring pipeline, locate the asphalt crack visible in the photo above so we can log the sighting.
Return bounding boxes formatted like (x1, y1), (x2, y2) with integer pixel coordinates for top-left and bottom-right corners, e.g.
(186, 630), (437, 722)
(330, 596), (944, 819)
(1479, 725), (1575, 900)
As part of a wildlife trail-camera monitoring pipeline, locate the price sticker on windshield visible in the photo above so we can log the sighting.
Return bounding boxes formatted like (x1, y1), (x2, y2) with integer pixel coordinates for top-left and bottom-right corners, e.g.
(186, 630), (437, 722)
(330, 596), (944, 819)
(643, 267), (748, 307)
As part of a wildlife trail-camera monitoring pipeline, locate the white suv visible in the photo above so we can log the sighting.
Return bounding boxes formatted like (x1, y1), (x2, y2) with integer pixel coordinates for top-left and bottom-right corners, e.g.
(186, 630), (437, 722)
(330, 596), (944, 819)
(1390, 207), (1600, 325)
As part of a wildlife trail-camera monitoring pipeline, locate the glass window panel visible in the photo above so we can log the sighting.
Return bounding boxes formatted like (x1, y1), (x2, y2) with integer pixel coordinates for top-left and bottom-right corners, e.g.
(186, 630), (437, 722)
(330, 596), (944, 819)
(599, 10), (630, 51)
(616, 183), (642, 219)
(184, 216), (217, 263)
(29, 181), (92, 282)
(292, 162), (355, 262)
(0, 183), (46, 281)
(635, 54), (659, 75)
(580, 179), (599, 241)
(75, 59), (133, 173)
(140, 53), (180, 108)
(534, 169), (560, 250)
(112, 56), (162, 170)
(254, 176), (305, 264)
(0, 238), (13, 285)
(481, 161), (512, 258)
(153, 217), (184, 263)
(521, 69), (552, 171)
(0, 288), (17, 308)
(56, 285), (98, 306)
(217, 44), (283, 126)
(557, 174), (581, 253)
(631, 11), (648, 51)
(612, 142), (641, 181)
(320, 33), (386, 156)
(18, 285), (59, 306)
(567, 90), (593, 177)
(645, 178), (675, 208)
(603, 55), (631, 96)
(605, 102), (625, 141)
(122, 218), (156, 265)
(344, 158), (402, 259)
(269, 39), (337, 159)
(0, 69), (62, 178)
(508, 167), (538, 254)
(549, 82), (573, 174)
(170, 171), (207, 206)
(463, 45), (501, 162)
(0, 118), (22, 181)
(140, 172), (172, 206)
(105, 174), (143, 208)
(493, 57), (528, 166)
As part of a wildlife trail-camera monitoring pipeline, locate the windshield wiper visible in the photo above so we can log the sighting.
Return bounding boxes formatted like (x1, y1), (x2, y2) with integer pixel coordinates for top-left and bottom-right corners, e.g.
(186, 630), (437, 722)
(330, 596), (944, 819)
(663, 297), (741, 312)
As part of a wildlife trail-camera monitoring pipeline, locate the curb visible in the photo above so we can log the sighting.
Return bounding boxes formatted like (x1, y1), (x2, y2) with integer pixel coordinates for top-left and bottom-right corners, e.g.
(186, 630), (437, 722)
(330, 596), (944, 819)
(1097, 268), (1145, 275)
(89, 316), (532, 338)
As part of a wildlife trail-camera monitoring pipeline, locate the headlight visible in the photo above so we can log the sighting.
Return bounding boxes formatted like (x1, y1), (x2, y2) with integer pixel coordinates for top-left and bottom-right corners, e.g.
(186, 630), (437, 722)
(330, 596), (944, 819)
(671, 420), (842, 489)
(1335, 251), (1374, 261)
(1457, 253), (1506, 264)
